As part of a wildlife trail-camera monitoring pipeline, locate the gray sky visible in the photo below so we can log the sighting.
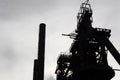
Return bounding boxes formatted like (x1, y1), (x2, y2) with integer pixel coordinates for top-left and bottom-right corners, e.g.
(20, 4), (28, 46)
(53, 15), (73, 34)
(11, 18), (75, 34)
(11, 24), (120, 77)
(0, 0), (120, 80)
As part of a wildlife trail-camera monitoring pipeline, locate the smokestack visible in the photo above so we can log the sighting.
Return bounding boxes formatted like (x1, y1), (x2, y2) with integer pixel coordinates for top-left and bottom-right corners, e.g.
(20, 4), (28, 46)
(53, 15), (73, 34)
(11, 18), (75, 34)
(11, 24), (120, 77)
(33, 23), (46, 80)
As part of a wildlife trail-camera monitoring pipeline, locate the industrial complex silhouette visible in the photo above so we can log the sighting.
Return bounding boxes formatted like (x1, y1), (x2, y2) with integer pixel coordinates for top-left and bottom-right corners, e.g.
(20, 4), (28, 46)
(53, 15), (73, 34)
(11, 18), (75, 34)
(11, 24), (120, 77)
(33, 0), (120, 80)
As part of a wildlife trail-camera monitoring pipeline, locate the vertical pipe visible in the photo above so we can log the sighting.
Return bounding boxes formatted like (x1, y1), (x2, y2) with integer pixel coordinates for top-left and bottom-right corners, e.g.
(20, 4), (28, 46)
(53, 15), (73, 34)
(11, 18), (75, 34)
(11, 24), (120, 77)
(33, 23), (46, 80)
(38, 23), (46, 60)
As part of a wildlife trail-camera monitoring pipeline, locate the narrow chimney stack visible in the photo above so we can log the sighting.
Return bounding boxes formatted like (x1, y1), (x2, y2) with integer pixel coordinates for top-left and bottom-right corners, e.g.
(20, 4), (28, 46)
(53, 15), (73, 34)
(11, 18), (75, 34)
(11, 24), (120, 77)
(33, 23), (46, 80)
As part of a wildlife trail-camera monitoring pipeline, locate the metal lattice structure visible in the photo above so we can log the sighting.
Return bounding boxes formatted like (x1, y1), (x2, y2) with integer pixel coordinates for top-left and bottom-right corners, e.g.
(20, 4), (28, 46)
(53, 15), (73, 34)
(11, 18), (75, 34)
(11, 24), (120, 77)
(55, 0), (120, 80)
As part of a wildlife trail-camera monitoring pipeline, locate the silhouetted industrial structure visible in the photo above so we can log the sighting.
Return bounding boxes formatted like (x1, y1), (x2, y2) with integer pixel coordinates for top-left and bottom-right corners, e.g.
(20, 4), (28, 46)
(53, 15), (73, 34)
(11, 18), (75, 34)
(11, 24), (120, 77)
(32, 0), (120, 80)
(55, 0), (120, 80)
(33, 23), (46, 80)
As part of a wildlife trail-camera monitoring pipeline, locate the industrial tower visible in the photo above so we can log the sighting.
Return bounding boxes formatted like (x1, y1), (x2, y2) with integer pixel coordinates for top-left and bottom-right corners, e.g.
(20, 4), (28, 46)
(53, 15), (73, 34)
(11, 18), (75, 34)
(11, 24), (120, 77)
(55, 0), (120, 80)
(32, 0), (120, 80)
(33, 23), (46, 80)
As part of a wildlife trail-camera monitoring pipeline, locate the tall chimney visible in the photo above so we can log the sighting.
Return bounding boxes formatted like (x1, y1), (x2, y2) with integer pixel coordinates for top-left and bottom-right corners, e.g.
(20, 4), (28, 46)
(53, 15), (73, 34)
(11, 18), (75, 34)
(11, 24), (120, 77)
(33, 23), (46, 80)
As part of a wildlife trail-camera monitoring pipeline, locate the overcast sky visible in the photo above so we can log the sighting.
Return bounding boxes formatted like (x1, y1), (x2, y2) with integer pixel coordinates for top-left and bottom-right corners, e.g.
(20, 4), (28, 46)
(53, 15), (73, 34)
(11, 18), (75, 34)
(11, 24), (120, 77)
(0, 0), (120, 80)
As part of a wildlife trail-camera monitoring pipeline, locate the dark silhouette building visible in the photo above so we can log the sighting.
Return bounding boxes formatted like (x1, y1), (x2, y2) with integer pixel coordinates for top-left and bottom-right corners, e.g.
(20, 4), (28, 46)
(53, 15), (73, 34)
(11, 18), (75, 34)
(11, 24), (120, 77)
(32, 1), (120, 80)
(55, 0), (120, 80)
(33, 23), (46, 80)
